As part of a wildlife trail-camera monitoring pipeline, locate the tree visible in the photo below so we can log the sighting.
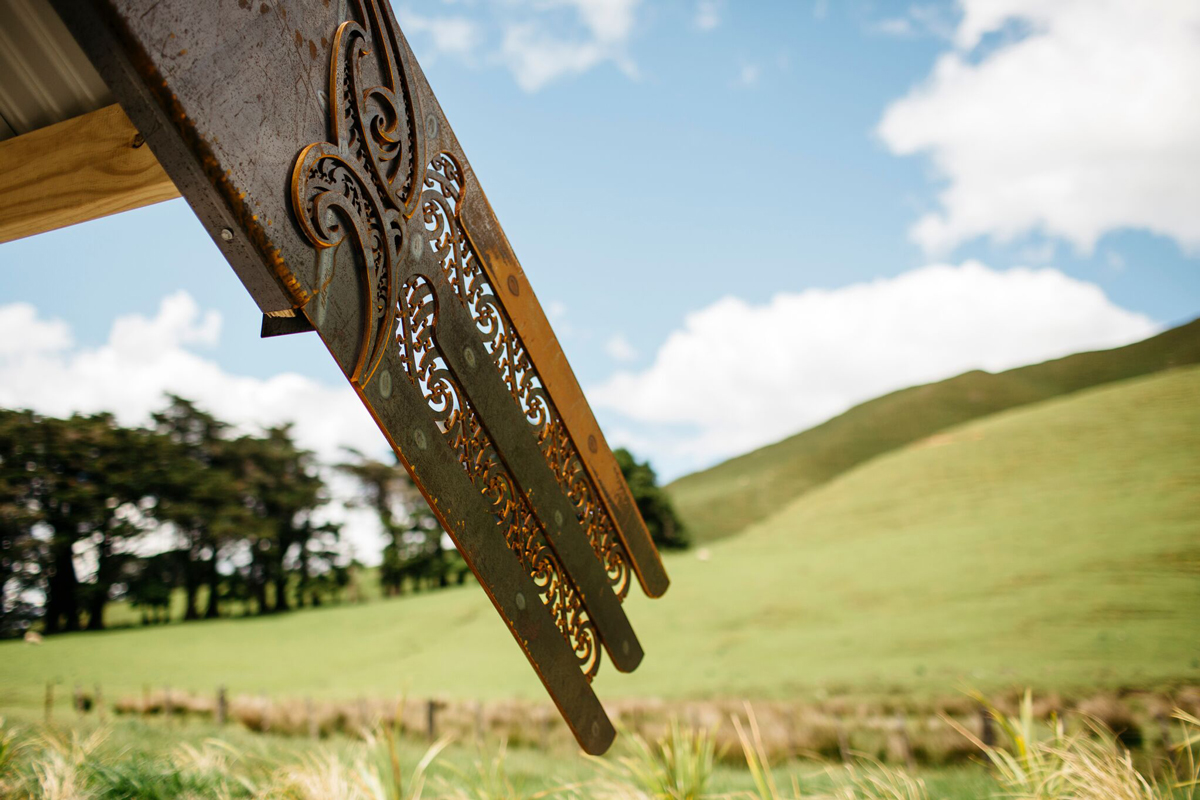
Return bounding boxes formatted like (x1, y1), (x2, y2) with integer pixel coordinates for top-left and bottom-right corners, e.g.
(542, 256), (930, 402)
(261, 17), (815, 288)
(0, 410), (43, 637)
(28, 413), (156, 633)
(613, 448), (689, 550)
(236, 426), (328, 613)
(148, 396), (252, 620)
(338, 450), (454, 595)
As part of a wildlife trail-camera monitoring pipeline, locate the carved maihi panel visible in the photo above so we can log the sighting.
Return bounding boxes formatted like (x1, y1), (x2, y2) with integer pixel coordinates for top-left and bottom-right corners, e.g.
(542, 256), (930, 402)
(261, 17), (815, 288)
(285, 0), (667, 751)
(50, 0), (671, 756)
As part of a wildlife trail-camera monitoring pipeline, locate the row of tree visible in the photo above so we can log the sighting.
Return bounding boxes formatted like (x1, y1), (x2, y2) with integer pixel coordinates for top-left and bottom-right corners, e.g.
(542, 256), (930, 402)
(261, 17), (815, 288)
(0, 397), (686, 638)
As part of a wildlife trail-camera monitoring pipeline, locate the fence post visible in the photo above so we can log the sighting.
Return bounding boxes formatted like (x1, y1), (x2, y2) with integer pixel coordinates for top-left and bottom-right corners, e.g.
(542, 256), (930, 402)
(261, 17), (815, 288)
(217, 686), (228, 727)
(979, 704), (995, 748)
(44, 681), (53, 725)
(74, 684), (84, 718)
(426, 699), (437, 741)
(1157, 712), (1172, 753)
(358, 697), (369, 737)
(837, 720), (851, 763)
(890, 714), (915, 770)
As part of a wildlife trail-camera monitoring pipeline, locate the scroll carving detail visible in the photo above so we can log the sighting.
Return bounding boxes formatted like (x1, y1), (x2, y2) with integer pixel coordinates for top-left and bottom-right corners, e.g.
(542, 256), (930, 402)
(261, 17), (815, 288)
(291, 0), (423, 386)
(421, 155), (632, 599)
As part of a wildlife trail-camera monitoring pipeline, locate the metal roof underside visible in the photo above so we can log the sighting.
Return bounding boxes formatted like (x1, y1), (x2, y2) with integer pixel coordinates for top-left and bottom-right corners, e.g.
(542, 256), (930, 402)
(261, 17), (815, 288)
(0, 0), (112, 142)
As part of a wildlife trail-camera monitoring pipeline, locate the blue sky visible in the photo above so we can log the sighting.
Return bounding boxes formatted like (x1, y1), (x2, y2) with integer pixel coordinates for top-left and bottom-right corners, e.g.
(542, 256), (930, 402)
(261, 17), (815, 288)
(2, 0), (1198, 555)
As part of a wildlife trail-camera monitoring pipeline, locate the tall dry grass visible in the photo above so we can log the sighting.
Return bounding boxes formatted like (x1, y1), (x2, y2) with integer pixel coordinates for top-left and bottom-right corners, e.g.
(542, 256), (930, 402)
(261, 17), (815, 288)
(5, 691), (1200, 799)
(944, 690), (1200, 800)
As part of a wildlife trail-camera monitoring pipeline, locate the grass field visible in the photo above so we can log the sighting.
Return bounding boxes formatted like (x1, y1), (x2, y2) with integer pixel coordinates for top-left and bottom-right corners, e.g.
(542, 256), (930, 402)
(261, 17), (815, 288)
(667, 318), (1200, 544)
(3, 365), (1197, 714)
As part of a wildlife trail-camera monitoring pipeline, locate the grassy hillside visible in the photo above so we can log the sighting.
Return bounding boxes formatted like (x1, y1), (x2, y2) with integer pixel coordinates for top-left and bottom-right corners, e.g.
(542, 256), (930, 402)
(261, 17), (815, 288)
(668, 318), (1200, 544)
(2, 366), (1197, 709)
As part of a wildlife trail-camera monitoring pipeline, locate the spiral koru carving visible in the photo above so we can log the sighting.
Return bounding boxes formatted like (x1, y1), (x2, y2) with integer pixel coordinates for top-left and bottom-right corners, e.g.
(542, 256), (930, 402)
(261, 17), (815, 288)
(421, 154), (632, 599)
(397, 276), (601, 677)
(291, 0), (423, 386)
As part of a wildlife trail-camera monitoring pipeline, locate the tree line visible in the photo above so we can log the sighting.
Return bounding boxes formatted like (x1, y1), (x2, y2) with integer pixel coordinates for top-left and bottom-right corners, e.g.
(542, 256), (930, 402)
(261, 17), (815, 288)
(0, 396), (686, 638)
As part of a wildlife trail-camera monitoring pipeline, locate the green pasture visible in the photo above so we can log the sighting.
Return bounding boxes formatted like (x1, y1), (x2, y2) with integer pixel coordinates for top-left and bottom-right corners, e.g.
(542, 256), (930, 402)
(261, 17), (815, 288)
(3, 365), (1197, 711)
(668, 317), (1200, 544)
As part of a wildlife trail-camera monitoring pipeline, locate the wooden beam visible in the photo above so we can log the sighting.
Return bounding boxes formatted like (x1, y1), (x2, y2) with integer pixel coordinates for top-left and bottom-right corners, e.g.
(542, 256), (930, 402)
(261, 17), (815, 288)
(0, 103), (178, 244)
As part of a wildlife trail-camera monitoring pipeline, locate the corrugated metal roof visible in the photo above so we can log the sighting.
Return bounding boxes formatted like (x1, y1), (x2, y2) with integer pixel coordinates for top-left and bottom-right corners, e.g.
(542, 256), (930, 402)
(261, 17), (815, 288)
(0, 0), (112, 141)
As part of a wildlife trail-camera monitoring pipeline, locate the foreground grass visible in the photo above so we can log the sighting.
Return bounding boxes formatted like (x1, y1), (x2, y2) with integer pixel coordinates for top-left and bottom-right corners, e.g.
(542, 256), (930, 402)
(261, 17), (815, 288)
(668, 317), (1200, 544)
(2, 367), (1197, 710)
(3, 696), (1198, 799)
(0, 712), (1000, 799)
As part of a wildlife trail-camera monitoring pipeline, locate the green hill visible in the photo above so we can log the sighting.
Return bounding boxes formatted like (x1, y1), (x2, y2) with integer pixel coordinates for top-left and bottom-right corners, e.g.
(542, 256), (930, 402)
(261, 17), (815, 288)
(2, 366), (1197, 706)
(668, 318), (1200, 545)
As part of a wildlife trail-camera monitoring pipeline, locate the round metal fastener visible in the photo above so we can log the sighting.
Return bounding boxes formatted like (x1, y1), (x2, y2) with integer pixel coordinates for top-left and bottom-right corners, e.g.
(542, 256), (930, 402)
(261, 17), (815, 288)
(462, 346), (477, 369)
(587, 434), (598, 454)
(515, 591), (526, 611)
(622, 640), (630, 656)
(219, 227), (234, 241)
(426, 114), (438, 139)
(506, 275), (520, 296)
(409, 233), (423, 258)
(591, 721), (600, 740)
(553, 509), (564, 528)
(377, 369), (392, 399)
(412, 429), (428, 451)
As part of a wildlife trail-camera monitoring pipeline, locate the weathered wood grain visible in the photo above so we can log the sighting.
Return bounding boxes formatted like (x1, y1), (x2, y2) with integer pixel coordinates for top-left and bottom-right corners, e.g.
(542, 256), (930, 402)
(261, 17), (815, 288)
(0, 103), (178, 244)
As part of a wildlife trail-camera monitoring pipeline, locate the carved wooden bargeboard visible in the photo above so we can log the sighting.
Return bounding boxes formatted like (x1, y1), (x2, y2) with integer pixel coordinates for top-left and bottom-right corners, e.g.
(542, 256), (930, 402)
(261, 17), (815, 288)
(50, 0), (668, 754)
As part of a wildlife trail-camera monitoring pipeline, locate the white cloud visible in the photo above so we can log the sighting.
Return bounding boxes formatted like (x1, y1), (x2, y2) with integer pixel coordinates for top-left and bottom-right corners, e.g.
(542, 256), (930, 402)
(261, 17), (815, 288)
(590, 262), (1158, 475)
(737, 63), (761, 88)
(398, 10), (482, 59)
(874, 17), (914, 37)
(0, 303), (72, 357)
(604, 333), (637, 362)
(499, 0), (640, 91)
(397, 0), (644, 92)
(878, 0), (1200, 254)
(695, 0), (721, 31)
(0, 293), (390, 561)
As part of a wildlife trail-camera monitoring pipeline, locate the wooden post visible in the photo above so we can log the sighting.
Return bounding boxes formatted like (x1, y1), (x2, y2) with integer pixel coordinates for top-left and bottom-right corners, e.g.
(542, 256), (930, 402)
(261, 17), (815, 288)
(1157, 712), (1172, 753)
(216, 686), (228, 727)
(891, 714), (915, 770)
(837, 720), (851, 763)
(979, 705), (995, 748)
(44, 681), (53, 725)
(427, 699), (437, 741)
(307, 697), (318, 739)
(74, 684), (84, 717)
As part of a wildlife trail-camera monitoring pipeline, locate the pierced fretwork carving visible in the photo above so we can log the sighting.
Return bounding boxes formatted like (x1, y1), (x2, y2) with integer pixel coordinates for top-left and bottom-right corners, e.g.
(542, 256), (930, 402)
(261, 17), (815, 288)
(421, 154), (632, 599)
(396, 276), (600, 677)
